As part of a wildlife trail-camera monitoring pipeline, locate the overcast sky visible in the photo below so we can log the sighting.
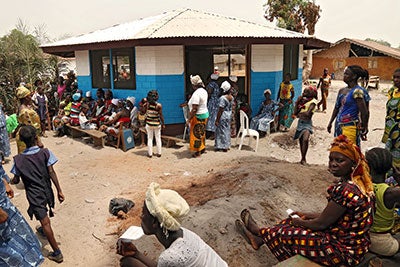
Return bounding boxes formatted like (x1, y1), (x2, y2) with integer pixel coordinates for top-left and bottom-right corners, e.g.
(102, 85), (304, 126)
(1, 0), (399, 47)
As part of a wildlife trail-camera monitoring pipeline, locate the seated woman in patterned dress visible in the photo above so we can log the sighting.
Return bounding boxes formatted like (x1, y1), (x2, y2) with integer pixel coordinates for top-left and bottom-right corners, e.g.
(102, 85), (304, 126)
(250, 89), (283, 136)
(235, 135), (375, 266)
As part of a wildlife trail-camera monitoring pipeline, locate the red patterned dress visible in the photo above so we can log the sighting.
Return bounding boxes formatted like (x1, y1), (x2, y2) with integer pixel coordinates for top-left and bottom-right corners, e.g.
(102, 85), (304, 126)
(260, 180), (374, 266)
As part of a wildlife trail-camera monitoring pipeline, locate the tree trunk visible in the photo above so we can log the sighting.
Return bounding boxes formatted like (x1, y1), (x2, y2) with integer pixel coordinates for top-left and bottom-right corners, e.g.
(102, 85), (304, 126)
(302, 49), (313, 83)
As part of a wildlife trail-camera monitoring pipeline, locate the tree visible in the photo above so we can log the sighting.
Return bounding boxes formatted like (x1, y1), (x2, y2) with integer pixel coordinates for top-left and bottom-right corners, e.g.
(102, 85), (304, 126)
(365, 38), (391, 47)
(0, 21), (60, 113)
(264, 0), (321, 81)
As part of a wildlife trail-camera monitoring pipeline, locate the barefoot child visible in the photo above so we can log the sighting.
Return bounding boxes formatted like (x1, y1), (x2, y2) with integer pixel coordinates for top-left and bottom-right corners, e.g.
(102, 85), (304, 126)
(293, 86), (318, 165)
(11, 125), (65, 263)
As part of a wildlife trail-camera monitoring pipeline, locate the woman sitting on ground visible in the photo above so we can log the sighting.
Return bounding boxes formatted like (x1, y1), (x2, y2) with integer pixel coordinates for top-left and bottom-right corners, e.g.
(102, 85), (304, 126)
(365, 147), (400, 257)
(250, 89), (282, 136)
(235, 135), (375, 266)
(117, 182), (228, 267)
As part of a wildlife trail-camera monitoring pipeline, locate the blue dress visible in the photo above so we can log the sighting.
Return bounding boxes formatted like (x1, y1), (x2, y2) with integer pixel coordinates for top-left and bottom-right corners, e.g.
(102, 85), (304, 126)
(250, 100), (278, 132)
(206, 81), (220, 132)
(0, 106), (10, 157)
(0, 166), (44, 266)
(215, 96), (233, 150)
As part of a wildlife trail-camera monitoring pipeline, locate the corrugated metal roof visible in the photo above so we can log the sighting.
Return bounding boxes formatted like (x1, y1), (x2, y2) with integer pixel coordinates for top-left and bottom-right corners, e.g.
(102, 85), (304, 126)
(42, 8), (311, 47)
(336, 38), (400, 60)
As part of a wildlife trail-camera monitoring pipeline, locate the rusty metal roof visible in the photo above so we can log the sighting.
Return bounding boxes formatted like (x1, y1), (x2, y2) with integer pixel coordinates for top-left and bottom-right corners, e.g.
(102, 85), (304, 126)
(42, 8), (320, 48)
(333, 38), (400, 60)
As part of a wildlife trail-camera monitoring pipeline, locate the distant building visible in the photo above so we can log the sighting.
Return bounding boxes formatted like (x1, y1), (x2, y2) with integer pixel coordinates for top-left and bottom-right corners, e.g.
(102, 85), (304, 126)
(41, 8), (328, 132)
(311, 38), (400, 81)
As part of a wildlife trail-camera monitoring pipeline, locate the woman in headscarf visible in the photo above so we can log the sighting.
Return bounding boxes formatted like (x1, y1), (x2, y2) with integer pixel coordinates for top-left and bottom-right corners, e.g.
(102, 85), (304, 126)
(15, 86), (42, 154)
(236, 135), (375, 266)
(116, 182), (228, 267)
(214, 81), (233, 152)
(205, 73), (220, 140)
(187, 75), (209, 158)
(250, 89), (282, 136)
(0, 102), (10, 164)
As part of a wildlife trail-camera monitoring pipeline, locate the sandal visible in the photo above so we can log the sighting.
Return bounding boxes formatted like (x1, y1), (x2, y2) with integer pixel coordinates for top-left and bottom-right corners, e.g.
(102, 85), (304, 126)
(240, 209), (251, 228)
(235, 219), (260, 250)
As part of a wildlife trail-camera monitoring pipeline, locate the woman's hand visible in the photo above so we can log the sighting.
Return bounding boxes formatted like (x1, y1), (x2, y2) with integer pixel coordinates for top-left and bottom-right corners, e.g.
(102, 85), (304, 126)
(58, 191), (65, 203)
(117, 239), (138, 257)
(4, 182), (14, 199)
(0, 208), (8, 224)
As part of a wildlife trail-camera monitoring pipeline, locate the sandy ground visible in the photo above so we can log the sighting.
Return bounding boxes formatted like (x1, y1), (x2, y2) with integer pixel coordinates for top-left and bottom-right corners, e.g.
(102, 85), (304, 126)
(4, 80), (399, 266)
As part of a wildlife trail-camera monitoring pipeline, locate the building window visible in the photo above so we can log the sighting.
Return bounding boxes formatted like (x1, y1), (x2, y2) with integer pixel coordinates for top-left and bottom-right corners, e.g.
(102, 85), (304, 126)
(368, 59), (378, 69)
(213, 52), (246, 77)
(90, 48), (136, 89)
(283, 44), (299, 80)
(334, 59), (345, 70)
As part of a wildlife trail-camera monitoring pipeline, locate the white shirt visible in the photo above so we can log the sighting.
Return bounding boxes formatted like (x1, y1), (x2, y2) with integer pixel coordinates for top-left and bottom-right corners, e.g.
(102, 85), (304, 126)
(188, 88), (208, 115)
(158, 228), (228, 267)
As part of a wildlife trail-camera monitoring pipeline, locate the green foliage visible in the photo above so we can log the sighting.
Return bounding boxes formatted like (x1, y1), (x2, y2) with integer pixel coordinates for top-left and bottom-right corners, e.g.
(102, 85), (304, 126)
(365, 38), (391, 47)
(264, 0), (321, 35)
(0, 22), (60, 113)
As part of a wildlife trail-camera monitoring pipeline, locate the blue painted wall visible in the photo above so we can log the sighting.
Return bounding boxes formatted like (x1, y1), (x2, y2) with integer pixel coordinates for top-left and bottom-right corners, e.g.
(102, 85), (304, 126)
(250, 68), (303, 116)
(77, 74), (185, 124)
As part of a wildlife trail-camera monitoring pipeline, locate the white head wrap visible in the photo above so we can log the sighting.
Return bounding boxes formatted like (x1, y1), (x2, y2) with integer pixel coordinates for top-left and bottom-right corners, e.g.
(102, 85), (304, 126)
(86, 91), (91, 98)
(111, 98), (119, 106)
(264, 89), (272, 95)
(220, 81), (231, 93)
(229, 75), (238, 82)
(145, 182), (190, 232)
(126, 96), (136, 105)
(190, 75), (204, 86)
(210, 73), (219, 80)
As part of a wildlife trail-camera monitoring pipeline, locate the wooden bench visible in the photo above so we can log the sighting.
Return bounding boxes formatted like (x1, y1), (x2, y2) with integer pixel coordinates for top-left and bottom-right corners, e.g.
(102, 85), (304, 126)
(368, 75), (380, 89)
(161, 135), (185, 148)
(66, 125), (107, 147)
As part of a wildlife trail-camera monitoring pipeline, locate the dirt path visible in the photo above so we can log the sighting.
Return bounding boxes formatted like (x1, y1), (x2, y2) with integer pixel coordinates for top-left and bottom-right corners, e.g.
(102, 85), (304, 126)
(4, 80), (398, 266)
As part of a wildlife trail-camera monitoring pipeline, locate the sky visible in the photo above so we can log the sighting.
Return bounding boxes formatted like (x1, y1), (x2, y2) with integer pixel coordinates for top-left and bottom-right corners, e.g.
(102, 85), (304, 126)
(1, 0), (399, 47)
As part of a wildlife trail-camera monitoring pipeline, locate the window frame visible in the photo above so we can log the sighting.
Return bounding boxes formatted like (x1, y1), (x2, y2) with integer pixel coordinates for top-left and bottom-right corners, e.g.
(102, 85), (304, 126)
(283, 44), (299, 80)
(90, 48), (136, 90)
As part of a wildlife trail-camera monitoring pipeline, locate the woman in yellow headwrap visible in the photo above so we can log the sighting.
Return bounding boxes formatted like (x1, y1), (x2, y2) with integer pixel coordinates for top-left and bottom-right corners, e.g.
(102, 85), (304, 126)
(16, 86), (42, 153)
(235, 135), (375, 266)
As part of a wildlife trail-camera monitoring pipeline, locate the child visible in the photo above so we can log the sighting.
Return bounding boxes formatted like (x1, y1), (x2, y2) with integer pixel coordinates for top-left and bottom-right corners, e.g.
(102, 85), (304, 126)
(11, 125), (65, 263)
(138, 98), (148, 147)
(293, 86), (318, 165)
(145, 90), (165, 157)
(79, 103), (97, 130)
(32, 80), (49, 137)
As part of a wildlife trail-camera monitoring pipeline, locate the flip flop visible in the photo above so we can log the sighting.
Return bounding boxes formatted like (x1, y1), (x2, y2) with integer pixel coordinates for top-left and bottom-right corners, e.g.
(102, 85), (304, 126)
(240, 209), (251, 228)
(235, 219), (260, 250)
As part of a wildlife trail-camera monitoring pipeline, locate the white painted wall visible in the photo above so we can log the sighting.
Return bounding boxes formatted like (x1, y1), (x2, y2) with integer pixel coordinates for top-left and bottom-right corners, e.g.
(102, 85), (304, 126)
(299, 45), (304, 69)
(75, 50), (90, 76)
(136, 46), (184, 75)
(251, 44), (283, 72)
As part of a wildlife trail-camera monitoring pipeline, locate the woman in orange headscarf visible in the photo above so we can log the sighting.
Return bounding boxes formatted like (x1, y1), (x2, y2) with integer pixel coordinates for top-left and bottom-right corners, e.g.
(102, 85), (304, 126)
(15, 86), (43, 154)
(236, 135), (375, 266)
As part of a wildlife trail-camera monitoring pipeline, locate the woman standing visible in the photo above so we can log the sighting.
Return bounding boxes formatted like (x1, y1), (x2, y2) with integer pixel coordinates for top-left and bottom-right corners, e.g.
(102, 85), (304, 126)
(382, 69), (400, 167)
(145, 90), (164, 158)
(277, 73), (295, 131)
(337, 65), (369, 146)
(0, 103), (10, 164)
(0, 163), (44, 266)
(15, 86), (42, 154)
(205, 73), (220, 140)
(250, 89), (282, 136)
(187, 75), (209, 158)
(327, 86), (350, 137)
(214, 81), (233, 152)
(236, 135), (375, 266)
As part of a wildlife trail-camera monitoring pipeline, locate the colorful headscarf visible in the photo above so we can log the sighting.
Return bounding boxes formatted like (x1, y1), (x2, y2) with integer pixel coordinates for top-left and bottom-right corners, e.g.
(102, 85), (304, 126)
(16, 86), (31, 99)
(330, 135), (373, 196)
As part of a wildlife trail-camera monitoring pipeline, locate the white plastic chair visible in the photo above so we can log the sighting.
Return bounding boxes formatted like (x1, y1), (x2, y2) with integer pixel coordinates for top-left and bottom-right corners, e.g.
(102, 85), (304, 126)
(236, 110), (259, 152)
(182, 106), (189, 140)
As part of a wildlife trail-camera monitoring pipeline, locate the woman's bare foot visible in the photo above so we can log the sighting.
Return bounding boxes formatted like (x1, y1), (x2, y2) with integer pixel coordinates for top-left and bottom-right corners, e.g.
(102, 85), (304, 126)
(240, 209), (260, 236)
(235, 220), (263, 250)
